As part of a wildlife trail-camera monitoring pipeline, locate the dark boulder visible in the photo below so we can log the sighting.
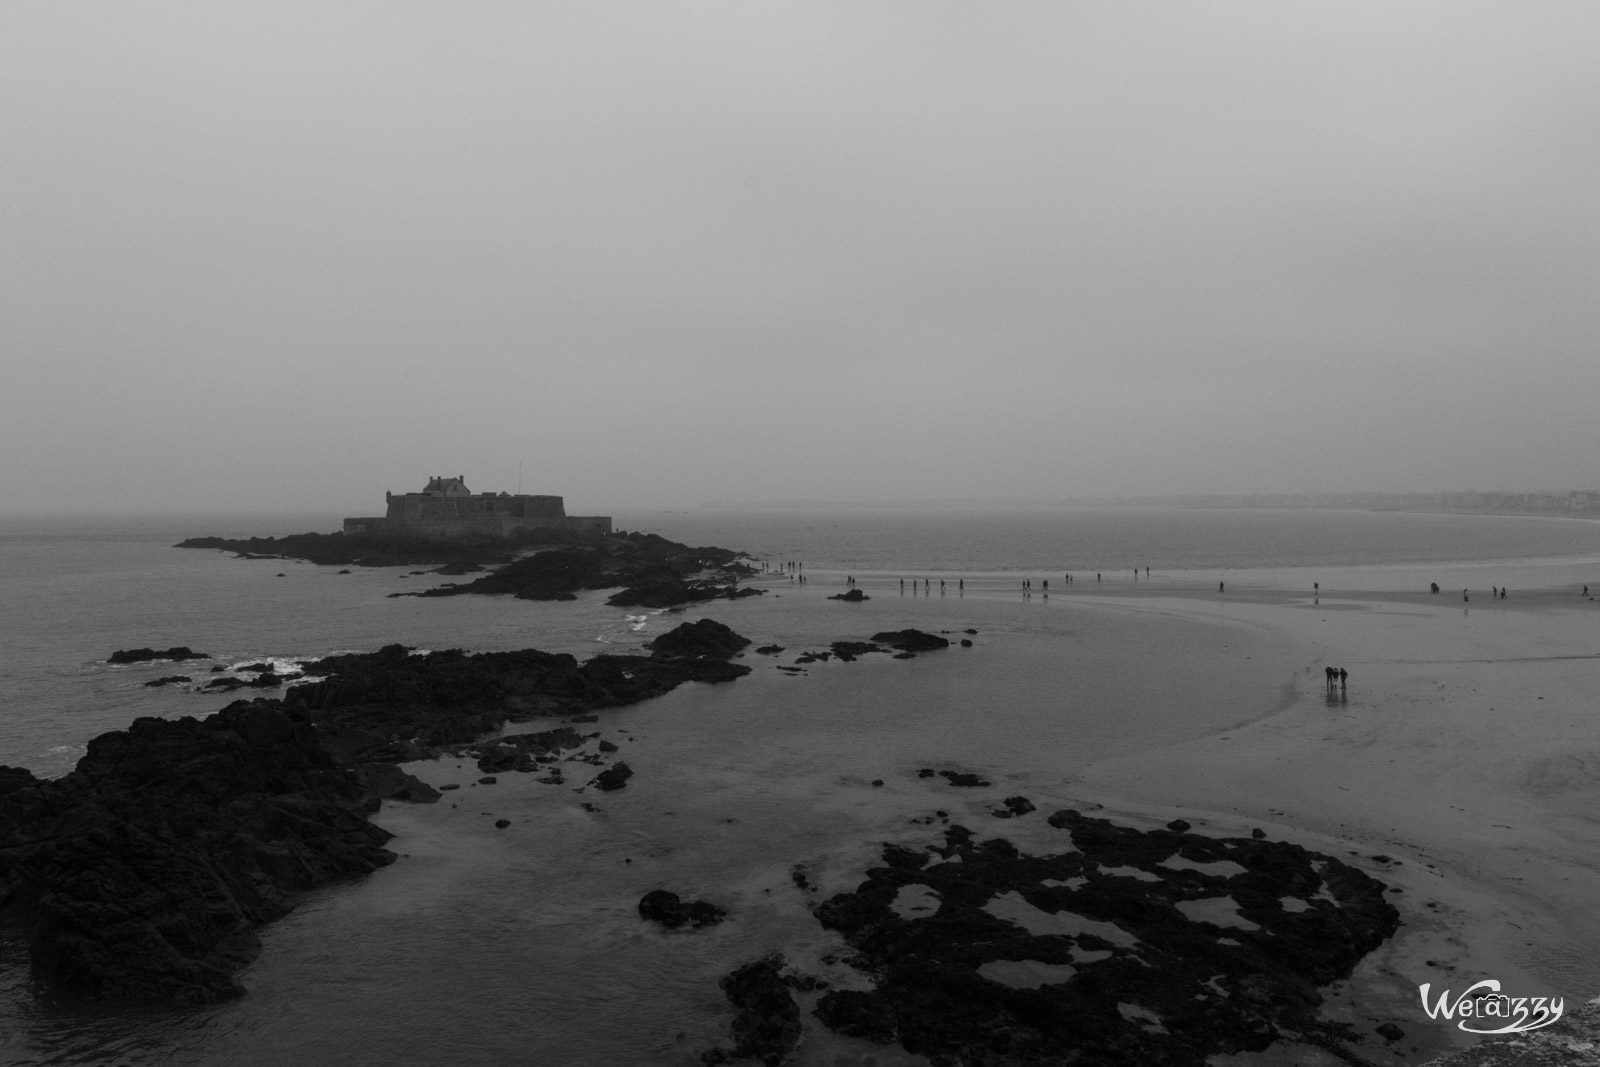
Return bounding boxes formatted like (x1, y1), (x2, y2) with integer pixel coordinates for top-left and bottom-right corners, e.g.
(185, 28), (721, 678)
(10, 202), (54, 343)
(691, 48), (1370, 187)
(638, 889), (726, 929)
(648, 619), (751, 659)
(593, 762), (633, 791)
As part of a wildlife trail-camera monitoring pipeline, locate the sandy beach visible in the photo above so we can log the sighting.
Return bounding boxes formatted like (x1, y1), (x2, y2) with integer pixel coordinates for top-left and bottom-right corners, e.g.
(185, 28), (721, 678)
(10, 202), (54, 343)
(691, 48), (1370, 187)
(1064, 583), (1600, 1063)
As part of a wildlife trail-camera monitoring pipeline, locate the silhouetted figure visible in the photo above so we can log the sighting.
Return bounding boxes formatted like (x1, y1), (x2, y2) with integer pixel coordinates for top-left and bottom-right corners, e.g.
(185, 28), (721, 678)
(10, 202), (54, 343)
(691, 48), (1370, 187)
(1325, 666), (1336, 689)
(1463, 589), (1469, 602)
(1219, 581), (1225, 593)
(1338, 668), (1347, 689)
(1314, 582), (1319, 595)
(1430, 583), (1439, 594)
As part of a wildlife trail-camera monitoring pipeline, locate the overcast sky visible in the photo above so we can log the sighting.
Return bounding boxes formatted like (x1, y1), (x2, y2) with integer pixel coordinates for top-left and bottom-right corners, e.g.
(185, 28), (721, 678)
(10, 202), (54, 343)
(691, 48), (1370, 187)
(4, 3), (1597, 515)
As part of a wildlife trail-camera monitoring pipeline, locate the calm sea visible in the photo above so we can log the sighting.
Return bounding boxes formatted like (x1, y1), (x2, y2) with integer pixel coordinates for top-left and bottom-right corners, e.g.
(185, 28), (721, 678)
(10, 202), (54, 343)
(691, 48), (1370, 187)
(3, 505), (1599, 1065)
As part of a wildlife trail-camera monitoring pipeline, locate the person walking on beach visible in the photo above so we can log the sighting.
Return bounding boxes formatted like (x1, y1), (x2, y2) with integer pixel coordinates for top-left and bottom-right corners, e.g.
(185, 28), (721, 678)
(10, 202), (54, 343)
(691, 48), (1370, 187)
(1338, 667), (1347, 690)
(1219, 581), (1225, 593)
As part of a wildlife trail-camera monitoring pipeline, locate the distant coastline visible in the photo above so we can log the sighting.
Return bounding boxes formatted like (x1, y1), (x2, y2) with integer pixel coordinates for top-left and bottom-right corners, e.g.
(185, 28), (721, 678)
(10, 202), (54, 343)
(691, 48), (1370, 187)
(694, 489), (1600, 521)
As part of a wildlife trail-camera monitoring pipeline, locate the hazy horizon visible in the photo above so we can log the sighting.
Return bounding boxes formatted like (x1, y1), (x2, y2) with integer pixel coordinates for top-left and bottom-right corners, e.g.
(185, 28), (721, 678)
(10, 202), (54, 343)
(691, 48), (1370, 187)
(6, 3), (1598, 516)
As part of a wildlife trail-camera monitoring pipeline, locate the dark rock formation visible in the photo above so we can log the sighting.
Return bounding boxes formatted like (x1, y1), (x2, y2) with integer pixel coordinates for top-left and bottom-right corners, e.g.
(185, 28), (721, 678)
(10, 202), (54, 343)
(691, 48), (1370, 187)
(288, 633), (750, 767)
(347, 763), (442, 804)
(811, 813), (1400, 1066)
(2, 619), (758, 1004)
(143, 675), (192, 688)
(828, 589), (869, 602)
(871, 629), (950, 653)
(593, 762), (633, 791)
(409, 533), (756, 609)
(702, 954), (802, 1066)
(108, 646), (210, 664)
(473, 726), (588, 773)
(638, 889), (726, 929)
(992, 795), (1036, 818)
(800, 630), (953, 664)
(918, 768), (991, 788)
(182, 529), (758, 609)
(648, 619), (752, 660)
(176, 531), (519, 569)
(0, 701), (395, 1005)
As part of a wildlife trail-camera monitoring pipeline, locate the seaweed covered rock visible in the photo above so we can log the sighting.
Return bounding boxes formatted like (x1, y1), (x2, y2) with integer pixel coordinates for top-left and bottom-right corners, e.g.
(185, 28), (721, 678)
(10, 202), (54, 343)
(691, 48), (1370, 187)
(812, 812), (1400, 1065)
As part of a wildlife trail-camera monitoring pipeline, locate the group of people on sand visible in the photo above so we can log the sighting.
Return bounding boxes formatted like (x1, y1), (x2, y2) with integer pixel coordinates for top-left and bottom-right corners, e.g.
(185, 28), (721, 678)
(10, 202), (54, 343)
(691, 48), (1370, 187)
(1324, 666), (1348, 690)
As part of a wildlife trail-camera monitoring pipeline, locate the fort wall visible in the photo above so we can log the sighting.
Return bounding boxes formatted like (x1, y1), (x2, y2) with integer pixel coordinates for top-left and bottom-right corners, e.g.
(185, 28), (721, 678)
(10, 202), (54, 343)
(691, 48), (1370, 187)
(342, 477), (611, 541)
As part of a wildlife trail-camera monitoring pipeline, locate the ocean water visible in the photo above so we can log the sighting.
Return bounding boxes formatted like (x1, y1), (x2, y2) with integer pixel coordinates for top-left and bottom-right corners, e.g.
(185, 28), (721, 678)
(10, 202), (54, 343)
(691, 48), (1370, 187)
(3, 505), (1600, 1065)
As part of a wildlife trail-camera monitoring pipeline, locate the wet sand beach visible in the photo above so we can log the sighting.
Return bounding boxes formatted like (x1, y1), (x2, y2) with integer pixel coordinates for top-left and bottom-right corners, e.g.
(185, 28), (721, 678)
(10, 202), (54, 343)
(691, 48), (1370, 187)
(1067, 583), (1600, 1063)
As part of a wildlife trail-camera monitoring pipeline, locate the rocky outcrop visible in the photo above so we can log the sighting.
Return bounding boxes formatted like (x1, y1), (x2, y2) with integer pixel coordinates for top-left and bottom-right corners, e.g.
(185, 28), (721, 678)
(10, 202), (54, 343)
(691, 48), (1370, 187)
(1, 619), (757, 1005)
(107, 646), (210, 664)
(405, 533), (757, 608)
(701, 955), (802, 1066)
(289, 624), (751, 766)
(647, 618), (752, 660)
(870, 629), (950, 653)
(180, 529), (758, 609)
(592, 762), (634, 791)
(0, 701), (395, 1005)
(175, 531), (519, 568)
(812, 812), (1400, 1066)
(638, 889), (726, 929)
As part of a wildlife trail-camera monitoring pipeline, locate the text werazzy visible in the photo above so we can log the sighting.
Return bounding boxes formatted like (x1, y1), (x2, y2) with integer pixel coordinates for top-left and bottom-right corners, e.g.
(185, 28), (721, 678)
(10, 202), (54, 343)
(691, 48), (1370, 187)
(1419, 980), (1563, 1035)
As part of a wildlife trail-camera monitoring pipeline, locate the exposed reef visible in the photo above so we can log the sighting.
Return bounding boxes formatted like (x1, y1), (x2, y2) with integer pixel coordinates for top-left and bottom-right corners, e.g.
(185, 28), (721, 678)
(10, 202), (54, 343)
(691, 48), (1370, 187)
(175, 530), (521, 568)
(108, 646), (210, 664)
(178, 529), (758, 610)
(810, 812), (1401, 1066)
(0, 619), (754, 1004)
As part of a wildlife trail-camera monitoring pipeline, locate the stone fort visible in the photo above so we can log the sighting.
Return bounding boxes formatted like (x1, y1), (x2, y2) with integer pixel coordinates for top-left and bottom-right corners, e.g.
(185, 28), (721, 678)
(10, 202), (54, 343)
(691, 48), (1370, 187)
(343, 475), (612, 541)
